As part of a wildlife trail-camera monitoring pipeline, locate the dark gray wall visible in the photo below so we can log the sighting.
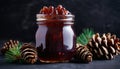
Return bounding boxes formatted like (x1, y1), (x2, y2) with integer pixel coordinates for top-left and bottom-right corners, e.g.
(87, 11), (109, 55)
(0, 0), (120, 41)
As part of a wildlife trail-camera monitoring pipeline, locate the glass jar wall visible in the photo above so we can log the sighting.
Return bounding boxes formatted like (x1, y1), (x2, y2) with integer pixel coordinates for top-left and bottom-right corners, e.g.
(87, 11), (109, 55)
(36, 14), (76, 63)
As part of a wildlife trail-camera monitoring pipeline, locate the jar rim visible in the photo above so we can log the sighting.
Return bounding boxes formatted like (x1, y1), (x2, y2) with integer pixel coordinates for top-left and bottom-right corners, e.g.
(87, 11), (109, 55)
(36, 14), (75, 17)
(36, 14), (75, 22)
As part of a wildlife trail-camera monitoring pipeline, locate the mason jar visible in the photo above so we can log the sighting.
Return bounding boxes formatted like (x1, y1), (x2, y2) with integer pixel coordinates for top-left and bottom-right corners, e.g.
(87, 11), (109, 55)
(36, 14), (76, 63)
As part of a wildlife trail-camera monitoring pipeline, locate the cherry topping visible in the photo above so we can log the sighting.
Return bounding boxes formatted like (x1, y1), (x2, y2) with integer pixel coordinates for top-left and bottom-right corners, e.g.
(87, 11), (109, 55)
(39, 5), (71, 15)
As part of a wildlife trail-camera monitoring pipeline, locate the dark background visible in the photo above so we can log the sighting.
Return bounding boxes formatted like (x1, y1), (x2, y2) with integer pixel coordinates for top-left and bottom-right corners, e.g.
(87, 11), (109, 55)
(0, 0), (120, 42)
(0, 1), (120, 69)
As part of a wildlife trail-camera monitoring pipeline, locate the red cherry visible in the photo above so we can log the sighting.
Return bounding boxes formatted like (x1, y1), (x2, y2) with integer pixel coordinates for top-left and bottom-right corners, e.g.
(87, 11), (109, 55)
(40, 6), (49, 14)
(57, 5), (63, 10)
(62, 8), (70, 15)
(54, 8), (58, 15)
(48, 6), (54, 15)
(39, 5), (71, 15)
(61, 8), (66, 15)
(56, 5), (63, 15)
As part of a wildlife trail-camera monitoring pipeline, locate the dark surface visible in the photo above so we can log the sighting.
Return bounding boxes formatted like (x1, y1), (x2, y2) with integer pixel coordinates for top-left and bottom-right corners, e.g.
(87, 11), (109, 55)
(0, 0), (120, 41)
(0, 40), (120, 69)
(0, 53), (120, 69)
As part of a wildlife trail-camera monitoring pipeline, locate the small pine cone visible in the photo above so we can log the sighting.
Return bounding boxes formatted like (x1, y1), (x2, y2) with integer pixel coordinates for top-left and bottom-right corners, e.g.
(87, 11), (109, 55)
(87, 33), (120, 60)
(0, 40), (20, 55)
(20, 43), (37, 64)
(74, 43), (93, 63)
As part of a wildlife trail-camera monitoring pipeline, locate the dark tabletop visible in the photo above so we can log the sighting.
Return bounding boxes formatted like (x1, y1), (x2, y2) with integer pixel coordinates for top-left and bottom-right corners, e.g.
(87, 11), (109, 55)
(0, 40), (120, 69)
(0, 56), (120, 69)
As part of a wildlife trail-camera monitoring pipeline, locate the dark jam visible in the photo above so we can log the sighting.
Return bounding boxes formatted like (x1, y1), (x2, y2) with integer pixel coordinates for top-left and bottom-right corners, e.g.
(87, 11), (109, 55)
(36, 5), (76, 63)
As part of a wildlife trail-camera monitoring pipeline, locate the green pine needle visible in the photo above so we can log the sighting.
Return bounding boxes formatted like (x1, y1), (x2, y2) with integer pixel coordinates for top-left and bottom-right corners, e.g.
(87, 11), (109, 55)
(5, 43), (23, 63)
(77, 28), (94, 45)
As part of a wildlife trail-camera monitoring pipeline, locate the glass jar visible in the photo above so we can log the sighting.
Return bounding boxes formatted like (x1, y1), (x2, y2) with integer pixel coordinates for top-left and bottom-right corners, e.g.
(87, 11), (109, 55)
(36, 14), (76, 63)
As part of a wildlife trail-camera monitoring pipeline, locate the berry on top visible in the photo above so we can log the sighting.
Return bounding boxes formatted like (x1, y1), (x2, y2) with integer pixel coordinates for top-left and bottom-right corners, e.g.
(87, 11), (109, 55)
(40, 5), (71, 15)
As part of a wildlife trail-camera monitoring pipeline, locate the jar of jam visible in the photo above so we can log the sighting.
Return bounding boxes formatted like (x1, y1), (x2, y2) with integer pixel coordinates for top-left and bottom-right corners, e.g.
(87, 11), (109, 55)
(36, 5), (76, 63)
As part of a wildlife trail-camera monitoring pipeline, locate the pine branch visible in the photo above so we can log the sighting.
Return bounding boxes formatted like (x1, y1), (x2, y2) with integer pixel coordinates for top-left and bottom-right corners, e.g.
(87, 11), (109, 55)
(77, 28), (94, 45)
(5, 42), (23, 63)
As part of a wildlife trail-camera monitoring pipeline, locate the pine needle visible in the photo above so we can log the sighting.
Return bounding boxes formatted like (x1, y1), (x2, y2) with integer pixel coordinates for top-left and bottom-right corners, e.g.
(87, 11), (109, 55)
(5, 42), (23, 63)
(77, 28), (94, 45)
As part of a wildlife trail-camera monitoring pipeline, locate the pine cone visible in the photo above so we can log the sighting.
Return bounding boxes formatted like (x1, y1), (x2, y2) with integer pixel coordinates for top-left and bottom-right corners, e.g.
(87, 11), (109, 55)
(74, 43), (93, 63)
(0, 40), (20, 55)
(116, 40), (120, 53)
(87, 33), (120, 60)
(20, 43), (37, 64)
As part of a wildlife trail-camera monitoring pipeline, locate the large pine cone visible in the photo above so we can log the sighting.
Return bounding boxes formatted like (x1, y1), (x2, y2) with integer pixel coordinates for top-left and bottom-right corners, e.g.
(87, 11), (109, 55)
(117, 41), (120, 54)
(0, 40), (20, 55)
(74, 43), (93, 63)
(20, 43), (37, 64)
(87, 33), (120, 60)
